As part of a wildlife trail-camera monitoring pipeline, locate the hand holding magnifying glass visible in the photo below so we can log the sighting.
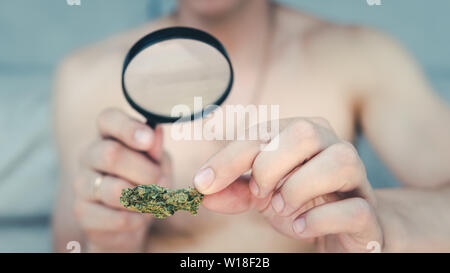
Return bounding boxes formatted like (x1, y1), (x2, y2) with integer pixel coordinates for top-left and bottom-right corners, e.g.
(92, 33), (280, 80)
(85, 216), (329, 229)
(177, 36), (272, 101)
(73, 27), (234, 251)
(119, 27), (234, 217)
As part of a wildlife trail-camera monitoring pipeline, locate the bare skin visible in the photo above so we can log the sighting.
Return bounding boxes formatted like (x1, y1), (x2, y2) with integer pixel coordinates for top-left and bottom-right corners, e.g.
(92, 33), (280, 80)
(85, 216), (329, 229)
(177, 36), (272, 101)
(53, 1), (450, 252)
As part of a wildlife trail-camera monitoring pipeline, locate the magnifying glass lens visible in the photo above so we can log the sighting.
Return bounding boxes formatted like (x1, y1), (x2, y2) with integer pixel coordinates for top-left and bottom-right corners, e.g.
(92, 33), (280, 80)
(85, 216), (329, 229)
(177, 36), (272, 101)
(122, 28), (233, 124)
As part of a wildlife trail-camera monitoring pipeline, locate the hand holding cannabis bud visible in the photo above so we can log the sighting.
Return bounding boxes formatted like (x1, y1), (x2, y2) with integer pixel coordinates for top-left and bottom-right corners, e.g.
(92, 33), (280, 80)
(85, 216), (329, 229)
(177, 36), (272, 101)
(73, 108), (172, 252)
(195, 118), (383, 252)
(120, 185), (203, 218)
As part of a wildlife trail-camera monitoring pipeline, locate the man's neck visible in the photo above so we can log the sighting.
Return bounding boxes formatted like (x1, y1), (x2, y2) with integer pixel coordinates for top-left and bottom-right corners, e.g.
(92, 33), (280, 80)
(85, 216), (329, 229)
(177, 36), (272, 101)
(174, 1), (273, 59)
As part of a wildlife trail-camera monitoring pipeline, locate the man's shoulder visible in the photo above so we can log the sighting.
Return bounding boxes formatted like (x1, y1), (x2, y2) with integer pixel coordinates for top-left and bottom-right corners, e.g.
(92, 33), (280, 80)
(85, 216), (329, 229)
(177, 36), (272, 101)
(277, 5), (405, 97)
(277, 6), (393, 60)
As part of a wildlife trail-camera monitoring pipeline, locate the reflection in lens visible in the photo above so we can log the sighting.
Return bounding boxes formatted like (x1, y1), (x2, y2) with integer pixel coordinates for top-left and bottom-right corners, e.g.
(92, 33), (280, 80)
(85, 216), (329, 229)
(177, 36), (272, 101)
(124, 39), (231, 117)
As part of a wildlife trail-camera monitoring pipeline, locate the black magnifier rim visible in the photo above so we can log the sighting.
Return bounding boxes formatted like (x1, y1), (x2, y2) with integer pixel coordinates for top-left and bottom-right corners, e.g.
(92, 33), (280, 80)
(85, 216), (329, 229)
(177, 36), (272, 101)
(121, 26), (234, 126)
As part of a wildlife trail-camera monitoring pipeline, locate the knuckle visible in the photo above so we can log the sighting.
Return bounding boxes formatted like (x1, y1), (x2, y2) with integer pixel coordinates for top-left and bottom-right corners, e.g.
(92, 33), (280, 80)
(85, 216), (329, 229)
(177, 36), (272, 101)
(329, 142), (366, 186)
(101, 140), (122, 170)
(330, 141), (359, 167)
(340, 165), (364, 187)
(289, 119), (321, 151)
(289, 119), (317, 139)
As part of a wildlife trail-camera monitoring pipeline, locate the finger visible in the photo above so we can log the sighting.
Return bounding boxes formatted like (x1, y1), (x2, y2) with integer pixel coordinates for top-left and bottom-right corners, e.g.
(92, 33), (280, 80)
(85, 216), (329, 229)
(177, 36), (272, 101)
(82, 139), (162, 185)
(201, 177), (269, 214)
(73, 200), (148, 232)
(272, 142), (374, 216)
(252, 119), (338, 197)
(194, 118), (337, 196)
(97, 108), (154, 151)
(291, 198), (382, 249)
(194, 139), (261, 194)
(73, 170), (134, 209)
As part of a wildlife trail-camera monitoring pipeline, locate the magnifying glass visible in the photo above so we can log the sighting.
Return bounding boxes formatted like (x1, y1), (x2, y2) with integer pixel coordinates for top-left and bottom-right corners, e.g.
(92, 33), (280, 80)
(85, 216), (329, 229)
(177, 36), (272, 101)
(122, 27), (234, 128)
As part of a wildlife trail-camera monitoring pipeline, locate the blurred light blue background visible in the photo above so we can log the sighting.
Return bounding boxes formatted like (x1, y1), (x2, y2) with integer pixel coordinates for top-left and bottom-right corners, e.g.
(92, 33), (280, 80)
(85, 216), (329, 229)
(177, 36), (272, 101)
(0, 0), (449, 252)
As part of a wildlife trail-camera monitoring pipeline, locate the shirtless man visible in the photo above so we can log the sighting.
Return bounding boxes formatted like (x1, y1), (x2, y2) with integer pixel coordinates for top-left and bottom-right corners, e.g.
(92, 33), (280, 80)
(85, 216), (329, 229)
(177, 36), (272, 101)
(53, 0), (450, 252)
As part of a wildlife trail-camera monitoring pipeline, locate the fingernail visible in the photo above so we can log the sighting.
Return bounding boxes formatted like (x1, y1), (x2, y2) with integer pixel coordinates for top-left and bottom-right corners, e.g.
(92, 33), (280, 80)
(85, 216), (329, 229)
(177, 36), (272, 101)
(194, 168), (215, 192)
(135, 129), (153, 146)
(271, 193), (285, 213)
(293, 217), (306, 234)
(249, 178), (260, 197)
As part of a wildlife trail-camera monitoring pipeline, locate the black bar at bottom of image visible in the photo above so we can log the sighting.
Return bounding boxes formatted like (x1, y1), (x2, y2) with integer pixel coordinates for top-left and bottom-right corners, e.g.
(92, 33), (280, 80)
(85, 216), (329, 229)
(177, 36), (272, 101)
(0, 253), (447, 272)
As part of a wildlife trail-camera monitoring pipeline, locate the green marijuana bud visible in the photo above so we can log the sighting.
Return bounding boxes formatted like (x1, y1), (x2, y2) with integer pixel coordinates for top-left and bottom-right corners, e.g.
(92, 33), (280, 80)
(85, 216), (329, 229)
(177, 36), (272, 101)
(120, 184), (204, 219)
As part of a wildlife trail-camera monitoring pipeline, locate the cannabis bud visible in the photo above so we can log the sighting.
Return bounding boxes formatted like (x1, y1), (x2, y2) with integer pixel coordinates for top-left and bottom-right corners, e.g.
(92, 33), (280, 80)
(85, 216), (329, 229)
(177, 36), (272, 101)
(120, 184), (204, 219)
